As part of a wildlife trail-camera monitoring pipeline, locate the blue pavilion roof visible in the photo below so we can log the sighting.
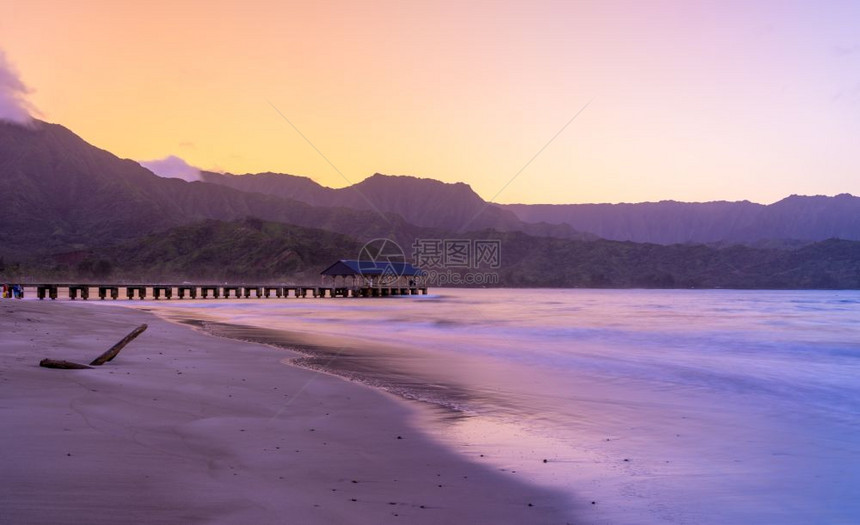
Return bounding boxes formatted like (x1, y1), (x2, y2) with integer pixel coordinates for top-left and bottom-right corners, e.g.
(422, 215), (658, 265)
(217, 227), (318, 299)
(320, 259), (424, 277)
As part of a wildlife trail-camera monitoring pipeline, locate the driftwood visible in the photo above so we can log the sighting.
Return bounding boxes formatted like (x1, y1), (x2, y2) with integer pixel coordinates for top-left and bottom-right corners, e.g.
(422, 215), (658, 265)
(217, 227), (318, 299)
(39, 323), (148, 370)
(40, 359), (93, 370)
(89, 324), (148, 366)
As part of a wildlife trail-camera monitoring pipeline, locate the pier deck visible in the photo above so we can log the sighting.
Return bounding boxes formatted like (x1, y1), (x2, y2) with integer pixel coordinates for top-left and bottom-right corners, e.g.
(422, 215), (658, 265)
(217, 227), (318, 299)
(31, 284), (427, 301)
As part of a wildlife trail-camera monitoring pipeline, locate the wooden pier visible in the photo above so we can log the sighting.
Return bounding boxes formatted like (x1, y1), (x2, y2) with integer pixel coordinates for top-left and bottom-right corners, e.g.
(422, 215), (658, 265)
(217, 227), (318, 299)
(33, 284), (428, 301)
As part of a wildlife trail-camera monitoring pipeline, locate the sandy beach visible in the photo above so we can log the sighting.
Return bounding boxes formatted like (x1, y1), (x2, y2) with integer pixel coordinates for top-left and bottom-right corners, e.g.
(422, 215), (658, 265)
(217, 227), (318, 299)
(0, 300), (576, 525)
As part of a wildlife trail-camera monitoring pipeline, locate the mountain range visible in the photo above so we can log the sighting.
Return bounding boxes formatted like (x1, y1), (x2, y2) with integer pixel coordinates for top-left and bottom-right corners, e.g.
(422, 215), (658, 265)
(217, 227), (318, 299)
(504, 195), (860, 245)
(0, 120), (437, 258)
(0, 119), (594, 260)
(2, 118), (859, 288)
(200, 171), (590, 240)
(200, 169), (860, 246)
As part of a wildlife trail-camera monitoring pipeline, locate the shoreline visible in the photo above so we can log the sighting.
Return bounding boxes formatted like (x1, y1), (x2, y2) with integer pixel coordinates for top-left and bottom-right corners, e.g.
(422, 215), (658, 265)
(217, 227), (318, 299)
(164, 315), (490, 416)
(0, 300), (578, 524)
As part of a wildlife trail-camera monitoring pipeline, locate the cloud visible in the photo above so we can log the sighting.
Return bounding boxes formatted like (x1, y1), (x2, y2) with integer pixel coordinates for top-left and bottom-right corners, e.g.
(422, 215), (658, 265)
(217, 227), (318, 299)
(0, 50), (36, 124)
(140, 155), (202, 182)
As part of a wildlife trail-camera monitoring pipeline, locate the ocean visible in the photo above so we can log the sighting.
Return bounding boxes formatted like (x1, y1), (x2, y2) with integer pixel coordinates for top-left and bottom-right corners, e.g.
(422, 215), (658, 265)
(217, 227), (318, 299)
(141, 289), (860, 524)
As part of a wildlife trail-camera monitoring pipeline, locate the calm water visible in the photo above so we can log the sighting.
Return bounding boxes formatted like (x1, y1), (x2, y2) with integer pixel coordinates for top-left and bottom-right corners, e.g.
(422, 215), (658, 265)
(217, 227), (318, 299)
(141, 289), (860, 524)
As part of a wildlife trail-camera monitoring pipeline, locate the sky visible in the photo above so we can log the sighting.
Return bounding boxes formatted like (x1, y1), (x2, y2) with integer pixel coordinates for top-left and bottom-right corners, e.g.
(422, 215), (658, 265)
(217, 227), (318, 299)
(0, 0), (858, 204)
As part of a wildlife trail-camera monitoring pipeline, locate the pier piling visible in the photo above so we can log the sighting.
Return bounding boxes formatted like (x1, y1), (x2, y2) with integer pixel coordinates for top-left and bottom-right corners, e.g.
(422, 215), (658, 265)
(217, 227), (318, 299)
(177, 286), (197, 299)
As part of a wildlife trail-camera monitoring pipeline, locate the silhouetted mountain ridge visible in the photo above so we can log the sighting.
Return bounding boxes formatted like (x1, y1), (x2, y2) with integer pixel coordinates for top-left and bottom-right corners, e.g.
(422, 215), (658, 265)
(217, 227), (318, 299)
(0, 120), (433, 257)
(3, 118), (860, 289)
(200, 170), (592, 239)
(504, 194), (860, 244)
(201, 171), (517, 230)
(202, 170), (860, 245)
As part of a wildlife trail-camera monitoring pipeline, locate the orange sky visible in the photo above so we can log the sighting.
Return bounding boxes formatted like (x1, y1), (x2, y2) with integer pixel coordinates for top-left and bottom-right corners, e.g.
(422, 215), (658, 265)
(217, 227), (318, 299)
(1, 0), (858, 204)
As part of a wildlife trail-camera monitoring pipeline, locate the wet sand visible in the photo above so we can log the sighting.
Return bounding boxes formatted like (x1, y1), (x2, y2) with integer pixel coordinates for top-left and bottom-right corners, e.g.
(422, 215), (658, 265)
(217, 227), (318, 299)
(0, 301), (577, 524)
(172, 317), (496, 414)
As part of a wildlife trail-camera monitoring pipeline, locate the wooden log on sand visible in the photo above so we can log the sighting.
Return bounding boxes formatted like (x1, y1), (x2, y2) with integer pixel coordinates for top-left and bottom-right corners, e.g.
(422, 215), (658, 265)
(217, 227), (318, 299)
(38, 324), (148, 369)
(39, 359), (93, 370)
(89, 324), (148, 366)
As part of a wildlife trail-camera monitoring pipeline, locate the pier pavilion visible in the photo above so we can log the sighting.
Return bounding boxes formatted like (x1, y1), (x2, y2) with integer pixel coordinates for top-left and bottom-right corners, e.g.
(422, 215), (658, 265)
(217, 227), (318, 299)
(320, 259), (427, 297)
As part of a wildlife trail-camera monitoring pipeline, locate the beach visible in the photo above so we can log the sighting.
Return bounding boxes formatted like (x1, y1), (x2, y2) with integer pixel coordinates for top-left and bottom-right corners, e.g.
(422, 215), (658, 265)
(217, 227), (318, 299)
(0, 300), (576, 525)
(4, 289), (858, 525)
(118, 289), (860, 525)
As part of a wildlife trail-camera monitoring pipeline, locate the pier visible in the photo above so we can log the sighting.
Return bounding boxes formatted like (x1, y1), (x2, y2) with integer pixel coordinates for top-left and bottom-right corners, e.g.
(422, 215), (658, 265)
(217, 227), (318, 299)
(10, 259), (432, 302)
(32, 284), (428, 301)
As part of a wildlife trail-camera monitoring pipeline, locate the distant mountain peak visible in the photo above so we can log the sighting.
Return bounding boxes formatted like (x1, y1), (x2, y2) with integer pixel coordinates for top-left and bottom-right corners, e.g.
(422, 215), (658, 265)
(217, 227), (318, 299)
(140, 155), (201, 182)
(364, 172), (470, 186)
(0, 120), (424, 258)
(505, 193), (860, 244)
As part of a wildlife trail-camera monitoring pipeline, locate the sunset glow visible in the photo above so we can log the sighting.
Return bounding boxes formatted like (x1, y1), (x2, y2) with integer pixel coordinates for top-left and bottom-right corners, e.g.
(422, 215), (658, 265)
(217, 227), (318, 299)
(1, 0), (858, 204)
